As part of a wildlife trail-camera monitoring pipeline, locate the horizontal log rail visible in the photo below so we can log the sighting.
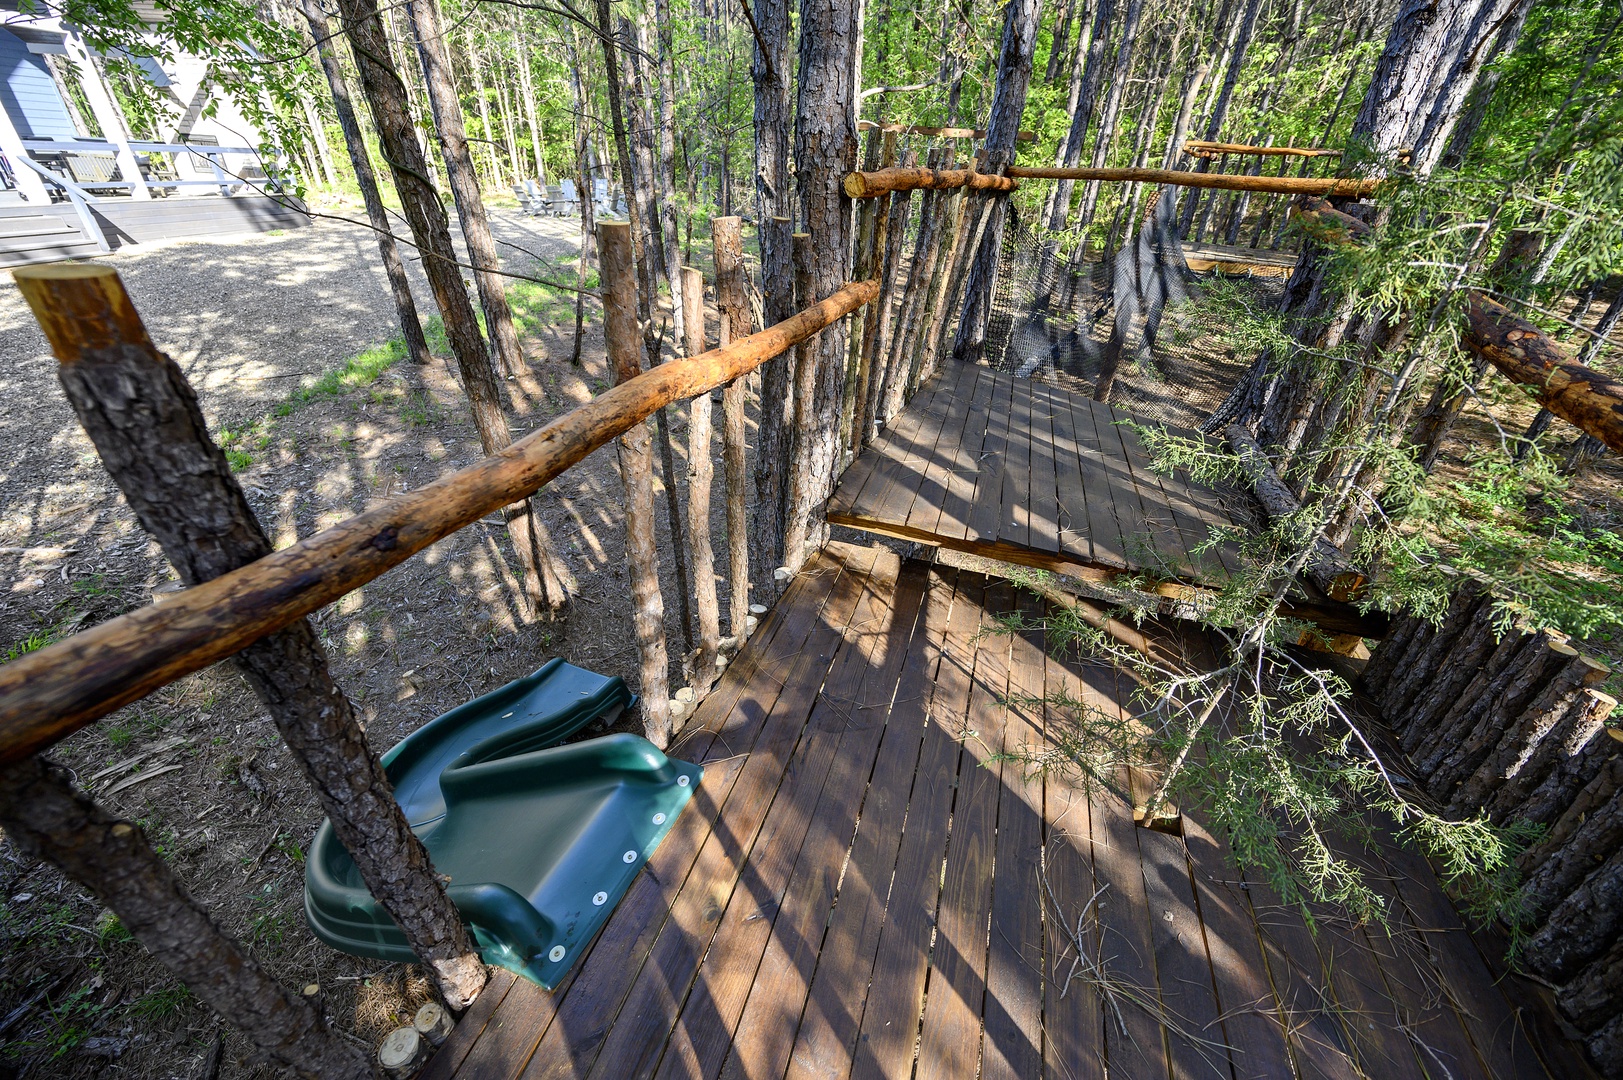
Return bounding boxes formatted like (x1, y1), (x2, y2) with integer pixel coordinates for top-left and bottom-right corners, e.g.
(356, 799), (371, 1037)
(1290, 199), (1623, 454)
(857, 119), (1037, 142)
(1184, 139), (1343, 157)
(0, 277), (879, 767)
(1464, 292), (1623, 455)
(1004, 165), (1379, 196)
(843, 166), (1020, 198)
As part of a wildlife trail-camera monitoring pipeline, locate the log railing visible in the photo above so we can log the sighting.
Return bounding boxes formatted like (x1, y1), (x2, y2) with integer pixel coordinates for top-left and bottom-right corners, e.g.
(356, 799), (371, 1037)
(1183, 139), (1343, 158)
(0, 266), (877, 767)
(1363, 587), (1622, 1049)
(841, 163), (1377, 200)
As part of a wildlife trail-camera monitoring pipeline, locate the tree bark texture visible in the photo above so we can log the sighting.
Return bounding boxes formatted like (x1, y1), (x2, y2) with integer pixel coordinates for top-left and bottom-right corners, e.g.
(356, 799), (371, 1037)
(713, 217), (753, 636)
(300, 0), (431, 368)
(0, 758), (371, 1078)
(338, 0), (570, 613)
(784, 232), (820, 576)
(1523, 844), (1623, 983)
(752, 0), (794, 590)
(599, 223), (672, 748)
(1512, 718), (1621, 827)
(18, 266), (489, 1009)
(1559, 935), (1623, 1033)
(1076, 0), (1146, 230)
(405, 0), (526, 379)
(951, 0), (1042, 364)
(792, 0), (861, 547)
(681, 267), (722, 696)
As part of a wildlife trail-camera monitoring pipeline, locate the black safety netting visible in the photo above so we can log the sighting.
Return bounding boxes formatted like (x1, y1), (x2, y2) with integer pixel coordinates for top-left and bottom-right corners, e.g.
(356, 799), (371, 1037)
(980, 185), (1287, 431)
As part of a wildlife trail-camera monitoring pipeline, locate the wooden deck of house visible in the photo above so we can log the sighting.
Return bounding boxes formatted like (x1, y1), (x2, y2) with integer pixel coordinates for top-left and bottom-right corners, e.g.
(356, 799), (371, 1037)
(828, 361), (1381, 637)
(425, 541), (1585, 1080)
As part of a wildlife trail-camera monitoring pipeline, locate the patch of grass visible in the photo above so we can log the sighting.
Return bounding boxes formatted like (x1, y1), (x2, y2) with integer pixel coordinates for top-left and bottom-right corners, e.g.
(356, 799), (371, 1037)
(105, 725), (134, 750)
(95, 910), (131, 949)
(129, 985), (192, 1021)
(2, 985), (103, 1060)
(3, 627), (55, 662)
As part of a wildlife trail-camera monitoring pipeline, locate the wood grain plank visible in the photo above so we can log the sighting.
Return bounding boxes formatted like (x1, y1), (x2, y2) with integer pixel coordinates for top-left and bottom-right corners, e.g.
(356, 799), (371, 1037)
(1179, 814), (1298, 1080)
(921, 363), (996, 540)
(1040, 652), (1107, 1080)
(904, 364), (985, 534)
(965, 373), (1015, 544)
(1095, 403), (1199, 583)
(776, 561), (950, 1080)
(1022, 381), (1064, 558)
(1066, 390), (1131, 570)
(979, 587), (1049, 1079)
(579, 552), (909, 1080)
(913, 580), (1016, 1080)
(1108, 413), (1228, 584)
(843, 385), (949, 525)
(511, 547), (885, 1080)
(848, 569), (985, 1079)
(1038, 380), (1096, 566)
(995, 378), (1036, 553)
(649, 559), (931, 1080)
(1082, 398), (1183, 578)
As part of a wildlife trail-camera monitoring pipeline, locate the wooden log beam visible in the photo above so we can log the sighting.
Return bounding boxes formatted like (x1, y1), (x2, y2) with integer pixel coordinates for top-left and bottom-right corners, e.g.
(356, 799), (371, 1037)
(857, 119), (1036, 142)
(713, 216), (753, 639)
(1005, 165), (1379, 196)
(1184, 139), (1342, 157)
(1224, 424), (1367, 601)
(600, 223), (671, 749)
(680, 266), (721, 699)
(0, 273), (878, 767)
(843, 165), (1019, 199)
(1463, 291), (1623, 455)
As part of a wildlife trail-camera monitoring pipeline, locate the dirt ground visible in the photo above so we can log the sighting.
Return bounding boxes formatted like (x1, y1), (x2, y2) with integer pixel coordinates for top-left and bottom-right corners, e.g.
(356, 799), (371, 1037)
(0, 199), (750, 1077)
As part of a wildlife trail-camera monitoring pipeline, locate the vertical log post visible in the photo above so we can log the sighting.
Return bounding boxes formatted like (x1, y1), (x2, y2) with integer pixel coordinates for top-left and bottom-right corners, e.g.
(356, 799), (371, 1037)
(0, 758), (371, 1078)
(682, 265), (722, 697)
(13, 264), (490, 1009)
(852, 131), (897, 450)
(783, 232), (818, 576)
(842, 130), (882, 452)
(865, 145), (915, 442)
(599, 223), (673, 747)
(882, 147), (945, 418)
(713, 216), (753, 638)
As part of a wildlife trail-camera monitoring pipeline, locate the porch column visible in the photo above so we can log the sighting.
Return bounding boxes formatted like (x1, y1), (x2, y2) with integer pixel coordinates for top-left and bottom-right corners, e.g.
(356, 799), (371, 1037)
(0, 102), (52, 204)
(65, 36), (150, 200)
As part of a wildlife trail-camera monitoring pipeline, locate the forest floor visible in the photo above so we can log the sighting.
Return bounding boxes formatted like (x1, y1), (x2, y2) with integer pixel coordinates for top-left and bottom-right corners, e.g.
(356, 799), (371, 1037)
(0, 196), (753, 1078)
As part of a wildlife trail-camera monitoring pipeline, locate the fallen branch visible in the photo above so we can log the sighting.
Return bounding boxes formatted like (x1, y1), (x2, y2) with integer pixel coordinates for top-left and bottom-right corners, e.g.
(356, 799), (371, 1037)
(1224, 425), (1368, 601)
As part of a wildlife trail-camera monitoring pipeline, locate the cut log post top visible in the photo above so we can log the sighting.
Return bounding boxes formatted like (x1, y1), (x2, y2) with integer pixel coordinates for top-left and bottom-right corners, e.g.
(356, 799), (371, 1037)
(1184, 140), (1344, 157)
(843, 165), (1018, 199)
(0, 264), (880, 766)
(1463, 291), (1623, 456)
(1224, 424), (1367, 601)
(1004, 165), (1380, 196)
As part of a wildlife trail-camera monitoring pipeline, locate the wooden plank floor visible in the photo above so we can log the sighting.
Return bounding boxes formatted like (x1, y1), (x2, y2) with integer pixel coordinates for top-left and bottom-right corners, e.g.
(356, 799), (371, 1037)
(430, 542), (1574, 1080)
(827, 360), (1246, 589)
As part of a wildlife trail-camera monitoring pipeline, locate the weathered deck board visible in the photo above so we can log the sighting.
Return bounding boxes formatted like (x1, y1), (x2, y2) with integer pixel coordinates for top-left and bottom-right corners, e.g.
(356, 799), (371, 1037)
(435, 544), (1579, 1080)
(827, 360), (1388, 638)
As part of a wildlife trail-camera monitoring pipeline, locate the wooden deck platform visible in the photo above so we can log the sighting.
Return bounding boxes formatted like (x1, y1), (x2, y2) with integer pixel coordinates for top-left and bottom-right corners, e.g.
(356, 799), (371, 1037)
(827, 362), (1380, 636)
(426, 542), (1581, 1080)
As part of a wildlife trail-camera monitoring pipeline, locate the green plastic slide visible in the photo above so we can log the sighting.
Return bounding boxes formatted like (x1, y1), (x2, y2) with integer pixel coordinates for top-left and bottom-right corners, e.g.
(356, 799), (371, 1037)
(303, 660), (701, 988)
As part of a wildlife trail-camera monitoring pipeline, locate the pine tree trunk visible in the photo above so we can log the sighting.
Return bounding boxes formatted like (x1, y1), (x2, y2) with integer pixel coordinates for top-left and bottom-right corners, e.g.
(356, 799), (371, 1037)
(0, 758), (371, 1077)
(751, 0), (795, 589)
(19, 264), (489, 1008)
(1076, 0), (1146, 231)
(339, 0), (571, 612)
(514, 18), (546, 181)
(570, 27), (595, 367)
(300, 0), (432, 368)
(406, 0), (527, 378)
(789, 0), (860, 550)
(950, 0), (1042, 364)
(467, 41), (503, 188)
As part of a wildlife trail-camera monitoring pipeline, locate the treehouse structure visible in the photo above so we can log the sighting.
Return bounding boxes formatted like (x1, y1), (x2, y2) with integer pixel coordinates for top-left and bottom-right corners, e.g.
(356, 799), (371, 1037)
(3, 26), (1623, 1080)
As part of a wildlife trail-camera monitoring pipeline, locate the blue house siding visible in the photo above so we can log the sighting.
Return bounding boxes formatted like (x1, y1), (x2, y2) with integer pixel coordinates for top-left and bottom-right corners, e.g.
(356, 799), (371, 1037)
(0, 31), (77, 140)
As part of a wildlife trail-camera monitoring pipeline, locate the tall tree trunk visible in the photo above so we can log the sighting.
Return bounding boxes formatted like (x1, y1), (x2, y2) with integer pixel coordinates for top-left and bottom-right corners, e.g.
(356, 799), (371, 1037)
(338, 0), (571, 611)
(301, 0), (432, 368)
(515, 17), (546, 182)
(570, 27), (595, 368)
(405, 0), (528, 379)
(951, 0), (1043, 364)
(1076, 0), (1147, 230)
(0, 758), (371, 1078)
(300, 93), (338, 186)
(466, 38), (504, 188)
(752, 0), (795, 589)
(1043, 0), (1112, 232)
(788, 0), (861, 556)
(1045, 0), (1078, 83)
